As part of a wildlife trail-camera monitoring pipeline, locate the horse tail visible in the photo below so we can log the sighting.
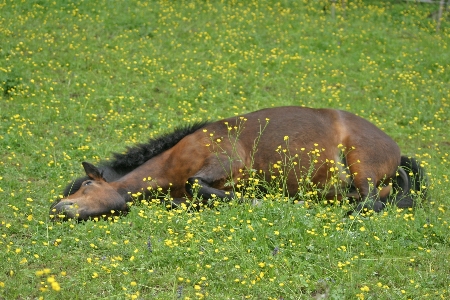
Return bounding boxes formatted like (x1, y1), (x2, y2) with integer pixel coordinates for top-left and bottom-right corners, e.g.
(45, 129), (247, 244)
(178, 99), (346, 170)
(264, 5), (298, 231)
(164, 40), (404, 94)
(391, 156), (427, 208)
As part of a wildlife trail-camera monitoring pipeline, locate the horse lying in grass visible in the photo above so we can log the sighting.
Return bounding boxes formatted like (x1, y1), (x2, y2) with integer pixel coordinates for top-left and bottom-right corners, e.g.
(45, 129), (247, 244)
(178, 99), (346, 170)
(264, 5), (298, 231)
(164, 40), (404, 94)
(50, 106), (426, 221)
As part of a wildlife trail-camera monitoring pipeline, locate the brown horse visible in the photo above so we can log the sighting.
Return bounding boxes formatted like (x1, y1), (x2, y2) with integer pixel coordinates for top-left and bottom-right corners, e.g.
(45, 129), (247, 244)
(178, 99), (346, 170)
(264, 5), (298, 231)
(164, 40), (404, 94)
(50, 106), (425, 221)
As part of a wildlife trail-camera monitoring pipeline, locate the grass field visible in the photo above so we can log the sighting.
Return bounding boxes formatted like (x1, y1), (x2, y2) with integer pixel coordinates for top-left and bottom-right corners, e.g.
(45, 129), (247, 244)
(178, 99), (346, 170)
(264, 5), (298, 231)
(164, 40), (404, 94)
(1, 0), (450, 299)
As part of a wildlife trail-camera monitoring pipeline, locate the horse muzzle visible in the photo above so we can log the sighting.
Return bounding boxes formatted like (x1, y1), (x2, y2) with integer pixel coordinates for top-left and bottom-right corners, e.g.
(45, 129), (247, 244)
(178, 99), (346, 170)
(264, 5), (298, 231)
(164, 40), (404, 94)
(49, 201), (80, 221)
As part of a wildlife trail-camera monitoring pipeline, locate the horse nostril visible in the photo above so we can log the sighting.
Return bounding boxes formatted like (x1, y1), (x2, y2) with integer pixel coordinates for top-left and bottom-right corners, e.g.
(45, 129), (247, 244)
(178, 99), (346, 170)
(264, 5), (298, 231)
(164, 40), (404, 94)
(50, 200), (78, 219)
(50, 201), (79, 221)
(53, 201), (74, 210)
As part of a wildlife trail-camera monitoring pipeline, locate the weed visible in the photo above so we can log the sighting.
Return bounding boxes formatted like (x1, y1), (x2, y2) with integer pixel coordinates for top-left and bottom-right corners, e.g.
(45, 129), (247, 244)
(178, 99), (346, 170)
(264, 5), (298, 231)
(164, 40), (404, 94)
(1, 0), (449, 299)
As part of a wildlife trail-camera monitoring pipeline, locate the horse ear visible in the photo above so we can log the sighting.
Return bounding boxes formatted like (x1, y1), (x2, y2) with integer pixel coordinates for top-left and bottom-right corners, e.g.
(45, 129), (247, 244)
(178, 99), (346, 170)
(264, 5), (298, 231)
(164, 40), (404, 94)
(82, 162), (106, 182)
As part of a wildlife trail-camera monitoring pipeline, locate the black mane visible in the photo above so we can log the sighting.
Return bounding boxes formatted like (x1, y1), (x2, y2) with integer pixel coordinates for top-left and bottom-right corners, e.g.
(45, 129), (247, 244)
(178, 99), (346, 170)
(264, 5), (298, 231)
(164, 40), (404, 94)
(109, 121), (209, 172)
(62, 121), (209, 196)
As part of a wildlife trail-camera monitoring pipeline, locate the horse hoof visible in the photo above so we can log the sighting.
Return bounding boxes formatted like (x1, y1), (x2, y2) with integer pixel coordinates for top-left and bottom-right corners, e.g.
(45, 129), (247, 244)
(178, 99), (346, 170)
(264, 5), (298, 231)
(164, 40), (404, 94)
(251, 199), (262, 206)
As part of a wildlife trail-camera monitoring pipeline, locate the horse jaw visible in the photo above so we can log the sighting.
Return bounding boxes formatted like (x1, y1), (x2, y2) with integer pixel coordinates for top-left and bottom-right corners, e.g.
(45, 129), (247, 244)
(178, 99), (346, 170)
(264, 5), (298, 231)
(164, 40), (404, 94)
(50, 183), (129, 221)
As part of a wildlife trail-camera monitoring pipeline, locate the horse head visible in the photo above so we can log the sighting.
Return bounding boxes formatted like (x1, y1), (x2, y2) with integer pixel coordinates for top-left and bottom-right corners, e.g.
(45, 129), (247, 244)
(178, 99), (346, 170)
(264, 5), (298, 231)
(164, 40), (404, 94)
(50, 162), (129, 221)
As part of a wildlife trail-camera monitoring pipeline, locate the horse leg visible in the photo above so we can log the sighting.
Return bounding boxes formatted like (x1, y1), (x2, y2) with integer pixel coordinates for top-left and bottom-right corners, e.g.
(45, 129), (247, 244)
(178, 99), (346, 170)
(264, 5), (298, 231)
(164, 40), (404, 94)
(164, 197), (190, 209)
(353, 197), (386, 213)
(185, 154), (242, 202)
(186, 177), (235, 201)
(349, 171), (386, 213)
(354, 166), (410, 212)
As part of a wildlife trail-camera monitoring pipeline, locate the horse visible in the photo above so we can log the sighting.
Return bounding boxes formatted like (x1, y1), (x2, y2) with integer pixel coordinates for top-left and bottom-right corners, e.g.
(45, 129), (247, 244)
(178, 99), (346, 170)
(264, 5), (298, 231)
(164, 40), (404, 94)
(49, 106), (426, 221)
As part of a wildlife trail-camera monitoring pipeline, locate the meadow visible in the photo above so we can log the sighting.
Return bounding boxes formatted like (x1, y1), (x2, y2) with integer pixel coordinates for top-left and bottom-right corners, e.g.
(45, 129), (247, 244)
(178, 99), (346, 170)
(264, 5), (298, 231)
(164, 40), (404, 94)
(1, 0), (450, 298)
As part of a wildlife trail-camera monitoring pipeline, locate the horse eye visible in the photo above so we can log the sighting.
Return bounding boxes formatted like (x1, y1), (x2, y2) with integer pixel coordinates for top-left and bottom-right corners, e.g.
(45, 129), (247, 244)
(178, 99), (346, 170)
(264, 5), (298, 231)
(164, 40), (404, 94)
(83, 180), (93, 186)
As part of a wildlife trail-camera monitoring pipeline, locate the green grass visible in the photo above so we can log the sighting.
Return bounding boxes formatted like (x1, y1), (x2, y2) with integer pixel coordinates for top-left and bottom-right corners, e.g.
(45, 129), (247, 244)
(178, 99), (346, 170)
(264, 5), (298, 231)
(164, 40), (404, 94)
(1, 0), (450, 298)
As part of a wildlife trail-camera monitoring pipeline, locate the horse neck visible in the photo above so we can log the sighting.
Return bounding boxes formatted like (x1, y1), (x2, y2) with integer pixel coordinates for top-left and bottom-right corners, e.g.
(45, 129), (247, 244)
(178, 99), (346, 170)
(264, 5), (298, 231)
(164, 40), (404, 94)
(109, 151), (171, 197)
